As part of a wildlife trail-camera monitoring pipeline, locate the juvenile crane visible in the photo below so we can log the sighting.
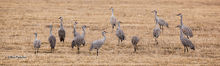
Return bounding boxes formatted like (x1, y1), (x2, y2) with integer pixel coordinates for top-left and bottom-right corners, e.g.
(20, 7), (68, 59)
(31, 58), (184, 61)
(33, 32), (41, 54)
(153, 11), (161, 45)
(116, 21), (125, 45)
(131, 36), (139, 52)
(176, 13), (193, 39)
(90, 31), (107, 56)
(48, 25), (56, 53)
(110, 7), (117, 32)
(152, 10), (169, 31)
(58, 17), (65, 43)
(178, 14), (195, 52)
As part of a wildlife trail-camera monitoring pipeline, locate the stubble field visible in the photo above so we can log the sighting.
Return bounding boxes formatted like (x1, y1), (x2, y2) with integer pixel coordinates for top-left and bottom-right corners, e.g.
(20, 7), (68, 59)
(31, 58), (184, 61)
(0, 0), (220, 65)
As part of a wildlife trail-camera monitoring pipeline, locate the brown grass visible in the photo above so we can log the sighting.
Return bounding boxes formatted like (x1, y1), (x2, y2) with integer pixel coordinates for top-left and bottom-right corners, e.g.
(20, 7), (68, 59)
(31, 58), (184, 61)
(0, 0), (220, 65)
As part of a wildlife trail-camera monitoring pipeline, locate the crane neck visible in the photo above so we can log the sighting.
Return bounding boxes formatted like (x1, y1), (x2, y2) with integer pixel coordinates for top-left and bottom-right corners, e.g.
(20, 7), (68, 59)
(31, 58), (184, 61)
(73, 24), (76, 34)
(60, 19), (64, 29)
(82, 27), (86, 38)
(179, 16), (184, 38)
(180, 15), (183, 26)
(102, 33), (106, 41)
(35, 34), (37, 40)
(118, 22), (120, 29)
(111, 8), (114, 16)
(50, 27), (52, 36)
(154, 12), (159, 22)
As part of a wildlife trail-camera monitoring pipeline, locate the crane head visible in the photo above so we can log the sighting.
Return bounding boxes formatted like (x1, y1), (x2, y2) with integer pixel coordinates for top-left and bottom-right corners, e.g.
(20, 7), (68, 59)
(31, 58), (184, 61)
(152, 10), (157, 13)
(82, 25), (87, 28)
(34, 32), (37, 35)
(177, 13), (182, 16)
(109, 7), (113, 10)
(59, 17), (63, 19)
(117, 21), (122, 23)
(74, 21), (78, 25)
(103, 31), (108, 33)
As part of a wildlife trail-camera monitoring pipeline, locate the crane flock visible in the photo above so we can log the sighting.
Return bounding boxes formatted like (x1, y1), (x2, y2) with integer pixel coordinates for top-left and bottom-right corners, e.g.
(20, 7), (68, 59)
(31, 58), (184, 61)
(33, 8), (195, 56)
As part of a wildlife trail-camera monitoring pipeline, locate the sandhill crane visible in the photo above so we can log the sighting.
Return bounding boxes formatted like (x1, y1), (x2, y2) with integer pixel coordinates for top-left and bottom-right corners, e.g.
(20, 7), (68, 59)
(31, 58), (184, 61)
(48, 25), (56, 53)
(152, 10), (169, 31)
(176, 13), (193, 39)
(116, 21), (125, 45)
(153, 11), (161, 45)
(33, 32), (41, 54)
(73, 21), (80, 37)
(131, 36), (139, 52)
(110, 7), (117, 32)
(71, 22), (84, 54)
(58, 17), (65, 43)
(90, 31), (107, 56)
(81, 25), (86, 46)
(177, 14), (195, 52)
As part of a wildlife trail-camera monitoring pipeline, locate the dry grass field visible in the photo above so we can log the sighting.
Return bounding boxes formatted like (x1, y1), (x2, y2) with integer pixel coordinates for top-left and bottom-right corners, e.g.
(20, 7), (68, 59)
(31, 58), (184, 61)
(0, 0), (220, 65)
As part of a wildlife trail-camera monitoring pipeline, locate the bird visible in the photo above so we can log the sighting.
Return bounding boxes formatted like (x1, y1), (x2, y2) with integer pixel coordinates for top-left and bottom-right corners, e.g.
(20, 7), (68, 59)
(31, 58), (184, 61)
(176, 13), (193, 39)
(110, 7), (117, 32)
(58, 17), (65, 43)
(80, 25), (87, 46)
(131, 36), (139, 52)
(71, 22), (84, 54)
(90, 31), (107, 56)
(33, 32), (41, 54)
(116, 21), (125, 46)
(73, 20), (80, 37)
(48, 25), (56, 53)
(177, 13), (195, 52)
(153, 11), (161, 45)
(152, 10), (169, 31)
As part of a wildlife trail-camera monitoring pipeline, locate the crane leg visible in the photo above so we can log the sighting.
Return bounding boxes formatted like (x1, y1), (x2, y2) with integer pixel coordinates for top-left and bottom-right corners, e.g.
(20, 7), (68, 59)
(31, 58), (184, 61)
(187, 36), (189, 39)
(155, 38), (158, 45)
(186, 47), (189, 52)
(112, 25), (114, 33)
(184, 47), (185, 53)
(51, 48), (53, 53)
(34, 48), (36, 54)
(134, 46), (136, 52)
(97, 49), (99, 56)
(77, 47), (80, 54)
(37, 48), (38, 53)
(118, 39), (120, 46)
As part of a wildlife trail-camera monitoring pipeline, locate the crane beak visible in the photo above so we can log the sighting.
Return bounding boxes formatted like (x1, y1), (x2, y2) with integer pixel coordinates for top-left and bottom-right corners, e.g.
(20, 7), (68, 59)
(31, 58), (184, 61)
(177, 13), (181, 16)
(109, 7), (112, 10)
(176, 25), (180, 28)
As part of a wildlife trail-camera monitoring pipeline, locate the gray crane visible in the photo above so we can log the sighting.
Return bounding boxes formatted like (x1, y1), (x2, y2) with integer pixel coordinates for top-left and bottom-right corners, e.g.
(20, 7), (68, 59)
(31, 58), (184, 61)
(152, 10), (169, 31)
(73, 21), (80, 37)
(71, 22), (84, 54)
(58, 17), (65, 43)
(33, 32), (41, 54)
(153, 11), (161, 45)
(116, 21), (125, 45)
(131, 36), (139, 52)
(110, 7), (117, 32)
(48, 25), (56, 53)
(176, 13), (193, 39)
(90, 31), (107, 56)
(177, 14), (195, 52)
